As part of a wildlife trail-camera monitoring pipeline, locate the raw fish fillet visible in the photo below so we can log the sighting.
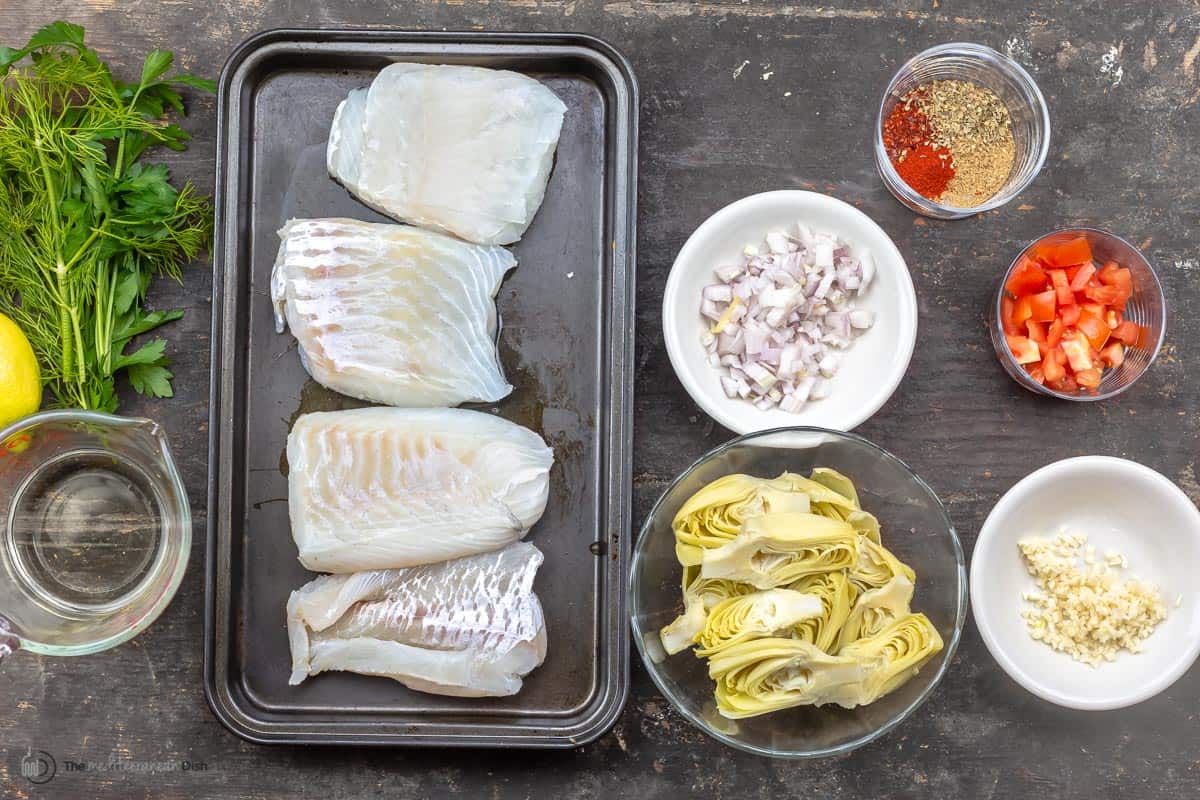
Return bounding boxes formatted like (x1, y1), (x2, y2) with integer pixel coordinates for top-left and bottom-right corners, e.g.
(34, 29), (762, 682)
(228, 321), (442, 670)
(271, 218), (516, 407)
(327, 63), (567, 245)
(288, 542), (547, 696)
(287, 407), (554, 573)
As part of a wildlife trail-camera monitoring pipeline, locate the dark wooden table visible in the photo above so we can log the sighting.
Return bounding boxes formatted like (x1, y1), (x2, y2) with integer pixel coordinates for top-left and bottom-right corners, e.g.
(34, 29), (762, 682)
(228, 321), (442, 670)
(3, 1), (1199, 797)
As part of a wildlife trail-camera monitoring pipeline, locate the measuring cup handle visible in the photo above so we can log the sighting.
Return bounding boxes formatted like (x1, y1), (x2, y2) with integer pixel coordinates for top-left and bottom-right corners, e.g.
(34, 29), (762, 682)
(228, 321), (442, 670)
(0, 615), (18, 660)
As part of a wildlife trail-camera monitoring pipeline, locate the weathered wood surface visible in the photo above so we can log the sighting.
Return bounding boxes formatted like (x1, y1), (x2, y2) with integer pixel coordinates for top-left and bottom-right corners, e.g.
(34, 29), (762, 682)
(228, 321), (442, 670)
(2, 1), (1200, 797)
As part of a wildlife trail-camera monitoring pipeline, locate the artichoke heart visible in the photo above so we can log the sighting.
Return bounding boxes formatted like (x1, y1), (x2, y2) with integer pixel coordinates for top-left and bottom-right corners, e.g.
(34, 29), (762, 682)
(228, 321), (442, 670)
(708, 637), (866, 719)
(849, 534), (916, 593)
(838, 612), (944, 705)
(672, 473), (816, 563)
(696, 589), (824, 656)
(659, 566), (755, 655)
(787, 570), (857, 652)
(835, 574), (915, 652)
(699, 512), (858, 589)
(808, 468), (861, 509)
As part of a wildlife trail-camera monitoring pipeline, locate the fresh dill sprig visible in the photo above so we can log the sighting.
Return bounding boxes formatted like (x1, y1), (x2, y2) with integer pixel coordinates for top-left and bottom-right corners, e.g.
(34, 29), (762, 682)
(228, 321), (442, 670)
(0, 21), (214, 411)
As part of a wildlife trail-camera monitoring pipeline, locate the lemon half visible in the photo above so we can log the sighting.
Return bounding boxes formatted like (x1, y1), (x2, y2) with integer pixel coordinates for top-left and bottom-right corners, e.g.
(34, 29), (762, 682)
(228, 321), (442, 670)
(0, 312), (41, 426)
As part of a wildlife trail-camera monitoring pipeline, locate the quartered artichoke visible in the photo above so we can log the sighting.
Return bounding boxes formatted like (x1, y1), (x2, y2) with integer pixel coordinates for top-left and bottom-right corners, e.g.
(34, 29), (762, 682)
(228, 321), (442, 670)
(698, 511), (859, 588)
(788, 570), (857, 652)
(659, 565), (756, 655)
(658, 468), (943, 719)
(839, 612), (944, 705)
(696, 589), (823, 656)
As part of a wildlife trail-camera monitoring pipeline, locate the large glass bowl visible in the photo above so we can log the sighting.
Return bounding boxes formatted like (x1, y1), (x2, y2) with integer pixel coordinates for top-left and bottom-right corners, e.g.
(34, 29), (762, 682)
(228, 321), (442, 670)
(629, 427), (966, 758)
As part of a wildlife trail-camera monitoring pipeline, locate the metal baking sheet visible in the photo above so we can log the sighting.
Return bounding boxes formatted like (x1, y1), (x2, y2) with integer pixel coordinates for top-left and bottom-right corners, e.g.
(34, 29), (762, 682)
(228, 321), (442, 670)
(204, 29), (636, 747)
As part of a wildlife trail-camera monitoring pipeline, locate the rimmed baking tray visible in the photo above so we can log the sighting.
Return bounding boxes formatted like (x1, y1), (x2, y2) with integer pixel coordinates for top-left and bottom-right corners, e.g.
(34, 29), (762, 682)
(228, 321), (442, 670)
(204, 28), (636, 747)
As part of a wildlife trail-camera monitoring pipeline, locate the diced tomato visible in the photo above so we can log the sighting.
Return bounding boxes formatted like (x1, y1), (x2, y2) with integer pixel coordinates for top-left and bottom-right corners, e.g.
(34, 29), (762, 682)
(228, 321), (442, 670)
(1061, 332), (1094, 372)
(1047, 375), (1079, 393)
(1099, 263), (1134, 292)
(1000, 296), (1018, 335)
(1100, 342), (1125, 368)
(1096, 264), (1133, 308)
(1013, 295), (1033, 325)
(1029, 290), (1056, 322)
(1085, 285), (1124, 306)
(1007, 240), (1143, 394)
(1036, 236), (1092, 268)
(1042, 351), (1065, 382)
(1047, 269), (1074, 306)
(1076, 310), (1110, 349)
(1005, 258), (1049, 297)
(1006, 335), (1041, 364)
(1026, 319), (1047, 344)
(1046, 318), (1065, 348)
(1069, 262), (1096, 292)
(1075, 368), (1103, 389)
(1112, 320), (1143, 346)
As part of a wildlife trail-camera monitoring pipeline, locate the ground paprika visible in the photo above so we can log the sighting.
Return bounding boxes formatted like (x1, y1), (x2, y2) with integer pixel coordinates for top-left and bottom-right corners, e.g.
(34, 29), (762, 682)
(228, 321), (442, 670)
(882, 91), (954, 200)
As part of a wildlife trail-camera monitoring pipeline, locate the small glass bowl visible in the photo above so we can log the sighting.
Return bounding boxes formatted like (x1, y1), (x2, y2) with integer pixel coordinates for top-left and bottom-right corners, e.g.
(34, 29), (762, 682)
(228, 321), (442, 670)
(990, 228), (1166, 401)
(629, 427), (967, 758)
(875, 42), (1050, 219)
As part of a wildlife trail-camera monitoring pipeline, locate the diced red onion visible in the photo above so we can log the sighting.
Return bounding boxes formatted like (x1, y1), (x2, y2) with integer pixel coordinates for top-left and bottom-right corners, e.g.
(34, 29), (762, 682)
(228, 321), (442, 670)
(765, 232), (791, 254)
(715, 263), (742, 282)
(699, 223), (877, 413)
(703, 284), (733, 303)
(849, 309), (875, 329)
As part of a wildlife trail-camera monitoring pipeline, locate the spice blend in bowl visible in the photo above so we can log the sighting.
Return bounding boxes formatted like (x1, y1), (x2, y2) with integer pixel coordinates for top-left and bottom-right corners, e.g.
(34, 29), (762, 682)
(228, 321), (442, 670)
(883, 79), (1015, 208)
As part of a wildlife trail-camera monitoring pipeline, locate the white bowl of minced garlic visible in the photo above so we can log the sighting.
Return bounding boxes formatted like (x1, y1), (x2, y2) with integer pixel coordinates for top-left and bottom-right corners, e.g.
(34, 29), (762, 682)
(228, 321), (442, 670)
(971, 456), (1200, 710)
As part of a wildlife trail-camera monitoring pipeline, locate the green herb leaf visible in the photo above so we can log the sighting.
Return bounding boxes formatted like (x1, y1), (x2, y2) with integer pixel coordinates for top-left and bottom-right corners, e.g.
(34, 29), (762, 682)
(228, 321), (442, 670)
(113, 307), (183, 345)
(125, 361), (175, 398)
(0, 48), (22, 71)
(169, 74), (217, 94)
(112, 271), (142, 316)
(27, 21), (86, 51)
(113, 337), (167, 369)
(140, 49), (173, 87)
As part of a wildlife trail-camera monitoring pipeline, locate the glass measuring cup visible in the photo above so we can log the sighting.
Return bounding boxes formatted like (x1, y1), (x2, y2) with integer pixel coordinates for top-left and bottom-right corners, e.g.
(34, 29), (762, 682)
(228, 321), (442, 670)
(0, 411), (190, 659)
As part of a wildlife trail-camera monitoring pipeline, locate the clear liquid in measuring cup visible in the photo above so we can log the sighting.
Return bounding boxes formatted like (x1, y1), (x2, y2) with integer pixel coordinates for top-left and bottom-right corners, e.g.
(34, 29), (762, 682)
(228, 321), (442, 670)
(5, 449), (163, 611)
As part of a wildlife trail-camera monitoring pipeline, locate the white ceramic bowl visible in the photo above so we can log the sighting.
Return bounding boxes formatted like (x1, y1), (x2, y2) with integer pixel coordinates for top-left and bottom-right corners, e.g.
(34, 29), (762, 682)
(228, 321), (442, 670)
(972, 456), (1200, 710)
(662, 190), (917, 434)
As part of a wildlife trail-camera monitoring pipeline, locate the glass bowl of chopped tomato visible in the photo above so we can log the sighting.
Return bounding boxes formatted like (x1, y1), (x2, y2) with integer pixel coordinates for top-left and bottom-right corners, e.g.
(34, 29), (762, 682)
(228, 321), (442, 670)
(992, 229), (1166, 400)
(875, 42), (1050, 219)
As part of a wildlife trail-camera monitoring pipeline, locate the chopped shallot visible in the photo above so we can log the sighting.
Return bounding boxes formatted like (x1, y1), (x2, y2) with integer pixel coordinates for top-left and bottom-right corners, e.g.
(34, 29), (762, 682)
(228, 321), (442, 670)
(699, 224), (875, 413)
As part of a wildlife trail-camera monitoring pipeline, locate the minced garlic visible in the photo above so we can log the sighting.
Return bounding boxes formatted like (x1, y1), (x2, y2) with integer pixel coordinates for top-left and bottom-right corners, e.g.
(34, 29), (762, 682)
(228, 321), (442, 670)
(1018, 532), (1167, 666)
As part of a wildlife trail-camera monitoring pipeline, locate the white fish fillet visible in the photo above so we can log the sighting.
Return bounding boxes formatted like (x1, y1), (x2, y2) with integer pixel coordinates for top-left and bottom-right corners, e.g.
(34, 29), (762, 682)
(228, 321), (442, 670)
(288, 407), (554, 573)
(271, 218), (516, 407)
(327, 63), (567, 246)
(288, 542), (547, 696)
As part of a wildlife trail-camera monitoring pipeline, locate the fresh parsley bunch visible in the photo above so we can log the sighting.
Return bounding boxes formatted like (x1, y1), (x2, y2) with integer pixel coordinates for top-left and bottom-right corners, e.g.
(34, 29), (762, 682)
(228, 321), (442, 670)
(0, 21), (214, 411)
